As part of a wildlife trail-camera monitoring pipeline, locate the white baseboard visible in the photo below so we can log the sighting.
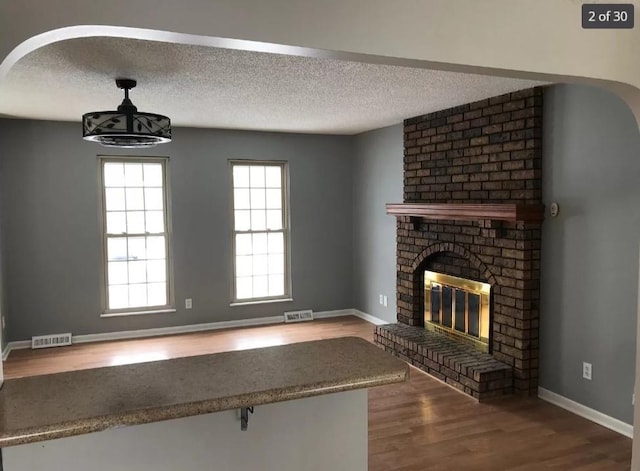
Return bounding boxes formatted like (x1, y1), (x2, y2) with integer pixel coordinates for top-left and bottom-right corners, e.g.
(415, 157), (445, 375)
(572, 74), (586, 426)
(313, 309), (355, 320)
(3, 340), (30, 357)
(74, 315), (285, 344)
(1, 308), (388, 359)
(538, 387), (633, 438)
(351, 309), (389, 326)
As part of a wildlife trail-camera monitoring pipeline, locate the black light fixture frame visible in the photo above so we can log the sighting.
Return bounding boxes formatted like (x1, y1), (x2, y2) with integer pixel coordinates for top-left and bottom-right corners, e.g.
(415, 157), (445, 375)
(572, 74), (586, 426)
(82, 79), (171, 148)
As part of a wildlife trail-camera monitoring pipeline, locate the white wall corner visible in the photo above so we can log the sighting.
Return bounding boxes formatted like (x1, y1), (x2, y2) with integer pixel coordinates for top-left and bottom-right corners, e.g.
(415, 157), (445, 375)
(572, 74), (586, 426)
(0, 341), (5, 387)
(538, 387), (633, 438)
(2, 342), (12, 361)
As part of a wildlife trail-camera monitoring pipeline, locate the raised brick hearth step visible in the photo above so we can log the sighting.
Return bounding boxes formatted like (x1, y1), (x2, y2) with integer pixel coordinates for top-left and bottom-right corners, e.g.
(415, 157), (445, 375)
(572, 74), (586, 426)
(374, 323), (513, 400)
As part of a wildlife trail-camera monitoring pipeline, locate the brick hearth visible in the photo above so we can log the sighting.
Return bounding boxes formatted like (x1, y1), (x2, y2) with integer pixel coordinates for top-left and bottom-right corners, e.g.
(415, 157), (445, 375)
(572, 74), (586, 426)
(375, 87), (543, 397)
(375, 324), (512, 400)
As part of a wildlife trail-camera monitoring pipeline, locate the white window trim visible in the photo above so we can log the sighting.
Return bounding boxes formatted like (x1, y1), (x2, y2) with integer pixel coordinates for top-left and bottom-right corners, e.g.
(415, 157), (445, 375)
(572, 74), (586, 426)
(229, 159), (292, 305)
(98, 155), (175, 317)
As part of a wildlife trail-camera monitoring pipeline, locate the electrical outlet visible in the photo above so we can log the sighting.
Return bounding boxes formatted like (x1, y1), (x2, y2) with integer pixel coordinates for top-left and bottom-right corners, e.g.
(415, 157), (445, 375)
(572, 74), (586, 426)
(1, 315), (4, 330)
(383, 295), (388, 307)
(583, 362), (592, 380)
(379, 294), (384, 305)
(185, 298), (193, 309)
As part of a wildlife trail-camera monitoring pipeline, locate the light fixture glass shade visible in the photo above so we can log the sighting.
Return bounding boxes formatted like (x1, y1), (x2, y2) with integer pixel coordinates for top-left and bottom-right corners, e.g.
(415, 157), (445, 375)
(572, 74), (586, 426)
(82, 79), (172, 148)
(82, 111), (171, 148)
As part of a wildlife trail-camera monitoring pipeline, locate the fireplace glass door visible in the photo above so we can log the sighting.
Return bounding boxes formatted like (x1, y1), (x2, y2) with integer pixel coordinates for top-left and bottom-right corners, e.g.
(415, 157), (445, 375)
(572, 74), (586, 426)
(424, 271), (490, 352)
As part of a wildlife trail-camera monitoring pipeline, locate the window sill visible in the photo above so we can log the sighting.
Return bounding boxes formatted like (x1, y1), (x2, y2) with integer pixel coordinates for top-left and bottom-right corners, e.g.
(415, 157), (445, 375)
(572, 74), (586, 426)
(101, 308), (177, 318)
(230, 298), (293, 307)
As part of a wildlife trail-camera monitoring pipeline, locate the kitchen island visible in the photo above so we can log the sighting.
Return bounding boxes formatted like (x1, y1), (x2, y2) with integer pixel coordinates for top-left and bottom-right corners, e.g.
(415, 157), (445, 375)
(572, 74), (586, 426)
(0, 336), (408, 470)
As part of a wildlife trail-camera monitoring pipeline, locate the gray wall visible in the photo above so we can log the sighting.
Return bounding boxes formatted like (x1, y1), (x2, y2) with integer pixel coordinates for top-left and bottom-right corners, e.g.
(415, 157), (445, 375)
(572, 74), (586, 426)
(0, 120), (354, 341)
(541, 84), (640, 424)
(352, 124), (403, 323)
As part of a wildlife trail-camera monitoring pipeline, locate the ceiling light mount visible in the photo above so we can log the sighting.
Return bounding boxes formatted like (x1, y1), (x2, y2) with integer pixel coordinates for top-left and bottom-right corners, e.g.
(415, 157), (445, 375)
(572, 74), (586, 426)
(115, 78), (137, 113)
(82, 79), (171, 148)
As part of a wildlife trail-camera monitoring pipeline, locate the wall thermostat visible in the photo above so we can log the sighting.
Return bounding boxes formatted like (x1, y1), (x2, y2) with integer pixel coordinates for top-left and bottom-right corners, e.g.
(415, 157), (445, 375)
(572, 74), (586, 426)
(550, 202), (559, 217)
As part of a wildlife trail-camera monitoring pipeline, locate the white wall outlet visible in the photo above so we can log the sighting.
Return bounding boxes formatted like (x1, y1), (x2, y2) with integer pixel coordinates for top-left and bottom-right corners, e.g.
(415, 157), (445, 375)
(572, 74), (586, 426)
(379, 294), (384, 305)
(582, 362), (592, 380)
(383, 295), (388, 307)
(185, 298), (193, 309)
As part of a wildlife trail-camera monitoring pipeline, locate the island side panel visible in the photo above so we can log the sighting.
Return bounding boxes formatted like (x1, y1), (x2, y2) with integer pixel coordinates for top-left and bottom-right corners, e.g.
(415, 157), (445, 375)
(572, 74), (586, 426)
(3, 390), (368, 471)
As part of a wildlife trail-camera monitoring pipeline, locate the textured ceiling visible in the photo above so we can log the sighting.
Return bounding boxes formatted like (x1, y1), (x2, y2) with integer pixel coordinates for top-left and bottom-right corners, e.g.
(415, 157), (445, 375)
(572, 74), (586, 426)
(0, 37), (547, 134)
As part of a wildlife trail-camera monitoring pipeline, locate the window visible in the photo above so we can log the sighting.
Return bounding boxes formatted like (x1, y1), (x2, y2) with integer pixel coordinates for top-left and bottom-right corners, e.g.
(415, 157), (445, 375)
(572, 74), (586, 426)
(231, 161), (290, 303)
(100, 157), (173, 315)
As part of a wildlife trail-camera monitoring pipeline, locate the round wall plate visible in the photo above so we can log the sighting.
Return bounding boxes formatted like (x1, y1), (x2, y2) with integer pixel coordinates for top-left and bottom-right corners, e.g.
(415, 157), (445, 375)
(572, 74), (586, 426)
(550, 202), (559, 217)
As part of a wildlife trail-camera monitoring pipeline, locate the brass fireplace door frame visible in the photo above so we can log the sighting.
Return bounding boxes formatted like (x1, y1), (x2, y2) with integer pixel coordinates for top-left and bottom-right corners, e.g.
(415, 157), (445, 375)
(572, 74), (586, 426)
(424, 271), (491, 352)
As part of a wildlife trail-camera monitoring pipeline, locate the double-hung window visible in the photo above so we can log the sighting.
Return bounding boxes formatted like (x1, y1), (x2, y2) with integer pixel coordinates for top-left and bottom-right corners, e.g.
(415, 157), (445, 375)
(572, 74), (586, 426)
(231, 161), (291, 303)
(100, 157), (173, 315)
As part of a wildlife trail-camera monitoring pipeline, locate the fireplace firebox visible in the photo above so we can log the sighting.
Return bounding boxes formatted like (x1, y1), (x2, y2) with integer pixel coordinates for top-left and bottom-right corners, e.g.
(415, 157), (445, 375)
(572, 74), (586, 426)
(424, 271), (490, 353)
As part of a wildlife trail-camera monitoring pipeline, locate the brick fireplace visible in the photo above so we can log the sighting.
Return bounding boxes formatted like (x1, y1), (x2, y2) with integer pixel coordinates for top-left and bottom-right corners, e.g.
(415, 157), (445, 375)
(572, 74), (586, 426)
(374, 87), (543, 399)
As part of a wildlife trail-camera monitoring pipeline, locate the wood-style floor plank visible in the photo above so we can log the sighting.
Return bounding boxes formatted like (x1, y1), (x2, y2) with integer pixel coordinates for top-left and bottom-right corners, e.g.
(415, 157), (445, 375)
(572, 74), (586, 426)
(3, 316), (632, 470)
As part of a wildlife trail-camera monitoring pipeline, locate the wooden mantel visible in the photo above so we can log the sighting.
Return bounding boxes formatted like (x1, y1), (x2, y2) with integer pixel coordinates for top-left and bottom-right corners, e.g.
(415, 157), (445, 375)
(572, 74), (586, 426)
(386, 203), (545, 223)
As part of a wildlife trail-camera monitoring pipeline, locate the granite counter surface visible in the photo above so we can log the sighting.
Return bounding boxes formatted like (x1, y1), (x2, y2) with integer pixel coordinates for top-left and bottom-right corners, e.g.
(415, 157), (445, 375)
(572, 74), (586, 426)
(0, 336), (408, 447)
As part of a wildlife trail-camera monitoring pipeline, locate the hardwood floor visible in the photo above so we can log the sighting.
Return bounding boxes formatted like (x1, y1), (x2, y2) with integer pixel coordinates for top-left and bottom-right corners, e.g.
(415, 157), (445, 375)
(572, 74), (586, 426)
(3, 316), (632, 470)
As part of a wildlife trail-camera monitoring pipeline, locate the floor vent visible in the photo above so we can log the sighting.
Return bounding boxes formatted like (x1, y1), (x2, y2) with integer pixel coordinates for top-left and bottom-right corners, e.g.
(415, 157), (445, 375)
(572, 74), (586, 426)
(31, 333), (73, 349)
(284, 310), (314, 323)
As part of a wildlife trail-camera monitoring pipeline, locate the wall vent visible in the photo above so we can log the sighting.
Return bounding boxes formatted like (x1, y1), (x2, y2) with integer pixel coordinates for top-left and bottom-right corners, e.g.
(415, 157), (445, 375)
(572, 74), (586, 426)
(31, 333), (73, 349)
(284, 310), (314, 323)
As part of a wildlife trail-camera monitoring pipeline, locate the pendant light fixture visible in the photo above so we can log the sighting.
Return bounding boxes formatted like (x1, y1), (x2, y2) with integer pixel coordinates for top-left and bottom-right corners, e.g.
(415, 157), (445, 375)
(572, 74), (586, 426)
(82, 79), (171, 148)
